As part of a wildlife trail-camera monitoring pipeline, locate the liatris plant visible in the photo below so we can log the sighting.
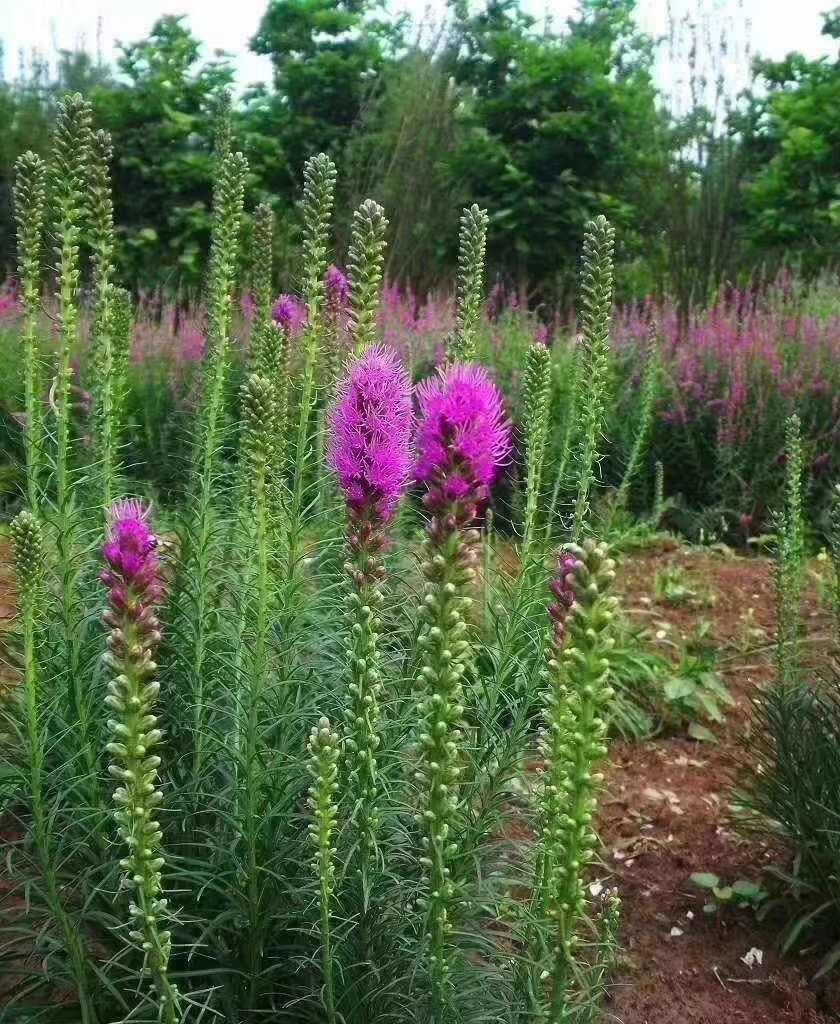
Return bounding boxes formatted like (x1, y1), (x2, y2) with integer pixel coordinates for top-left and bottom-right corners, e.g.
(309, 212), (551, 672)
(533, 540), (618, 1022)
(328, 346), (413, 888)
(88, 128), (120, 512)
(571, 216), (615, 540)
(775, 413), (806, 684)
(307, 716), (341, 1024)
(413, 362), (510, 1020)
(291, 153), (337, 511)
(348, 200), (389, 356)
(829, 484), (840, 633)
(522, 341), (552, 557)
(615, 322), (660, 513)
(179, 146), (248, 787)
(447, 204), (489, 363)
(101, 500), (179, 1022)
(13, 151), (47, 512)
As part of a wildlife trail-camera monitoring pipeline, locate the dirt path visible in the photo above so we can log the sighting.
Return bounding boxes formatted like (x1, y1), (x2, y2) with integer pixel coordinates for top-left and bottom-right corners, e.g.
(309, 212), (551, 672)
(603, 547), (837, 1024)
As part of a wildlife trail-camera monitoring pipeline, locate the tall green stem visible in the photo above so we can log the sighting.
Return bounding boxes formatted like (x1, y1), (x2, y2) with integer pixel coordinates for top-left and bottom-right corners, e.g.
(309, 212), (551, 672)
(13, 152), (47, 513)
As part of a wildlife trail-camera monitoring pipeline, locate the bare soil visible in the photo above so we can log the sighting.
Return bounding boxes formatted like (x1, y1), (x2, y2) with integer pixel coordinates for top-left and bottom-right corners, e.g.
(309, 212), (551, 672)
(602, 545), (839, 1024)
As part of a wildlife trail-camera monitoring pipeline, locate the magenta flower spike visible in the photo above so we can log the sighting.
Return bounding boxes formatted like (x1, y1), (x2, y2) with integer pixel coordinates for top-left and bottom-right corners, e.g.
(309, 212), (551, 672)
(100, 499), (179, 1020)
(415, 363), (511, 520)
(326, 264), (351, 308)
(102, 499), (165, 618)
(272, 294), (308, 335)
(548, 549), (584, 646)
(328, 345), (413, 536)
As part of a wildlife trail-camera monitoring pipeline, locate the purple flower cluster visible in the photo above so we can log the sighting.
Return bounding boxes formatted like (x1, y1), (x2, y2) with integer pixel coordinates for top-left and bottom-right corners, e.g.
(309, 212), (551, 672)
(415, 363), (510, 514)
(272, 294), (308, 335)
(101, 499), (164, 615)
(328, 346), (413, 526)
(548, 550), (583, 646)
(326, 265), (351, 307)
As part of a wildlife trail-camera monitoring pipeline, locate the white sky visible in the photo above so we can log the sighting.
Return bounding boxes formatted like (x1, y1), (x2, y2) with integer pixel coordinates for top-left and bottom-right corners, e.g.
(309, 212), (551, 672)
(1, 0), (836, 95)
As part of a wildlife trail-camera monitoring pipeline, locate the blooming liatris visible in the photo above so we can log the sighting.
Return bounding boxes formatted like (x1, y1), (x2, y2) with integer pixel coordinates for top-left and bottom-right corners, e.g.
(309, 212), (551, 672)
(413, 361), (510, 1021)
(328, 346), (413, 889)
(326, 264), (351, 308)
(415, 363), (510, 519)
(329, 345), (414, 534)
(101, 500), (179, 1022)
(272, 293), (308, 335)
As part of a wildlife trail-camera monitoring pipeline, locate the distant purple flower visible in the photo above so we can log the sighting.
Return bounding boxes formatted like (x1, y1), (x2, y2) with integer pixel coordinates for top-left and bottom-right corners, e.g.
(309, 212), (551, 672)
(272, 294), (308, 335)
(326, 264), (351, 307)
(101, 500), (164, 617)
(328, 346), (413, 529)
(535, 322), (553, 347)
(241, 292), (257, 322)
(548, 550), (583, 646)
(415, 363), (510, 515)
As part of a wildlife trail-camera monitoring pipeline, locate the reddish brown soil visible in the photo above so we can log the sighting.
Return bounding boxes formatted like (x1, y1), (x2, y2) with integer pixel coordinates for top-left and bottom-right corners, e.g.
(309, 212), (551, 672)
(602, 545), (838, 1024)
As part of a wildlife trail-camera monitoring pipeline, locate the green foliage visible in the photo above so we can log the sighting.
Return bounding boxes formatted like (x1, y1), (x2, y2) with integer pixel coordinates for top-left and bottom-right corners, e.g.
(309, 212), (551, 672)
(739, 673), (840, 975)
(738, 10), (840, 275)
(661, 621), (733, 741)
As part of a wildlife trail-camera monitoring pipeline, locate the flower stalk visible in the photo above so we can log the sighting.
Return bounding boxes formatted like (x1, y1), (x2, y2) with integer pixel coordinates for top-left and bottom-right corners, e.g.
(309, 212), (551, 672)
(522, 341), (552, 558)
(328, 346), (413, 892)
(348, 200), (388, 356)
(13, 152), (47, 512)
(571, 216), (615, 541)
(534, 540), (618, 1022)
(447, 205), (489, 364)
(101, 500), (179, 1023)
(414, 363), (510, 1021)
(308, 717), (341, 1024)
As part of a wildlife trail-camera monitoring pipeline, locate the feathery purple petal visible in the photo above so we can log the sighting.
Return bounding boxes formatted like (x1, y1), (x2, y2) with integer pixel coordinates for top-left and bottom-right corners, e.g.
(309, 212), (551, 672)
(328, 346), (414, 523)
(415, 363), (510, 508)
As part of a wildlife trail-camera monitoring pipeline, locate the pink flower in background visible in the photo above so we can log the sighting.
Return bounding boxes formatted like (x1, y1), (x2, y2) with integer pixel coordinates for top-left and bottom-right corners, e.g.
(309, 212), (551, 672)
(415, 363), (510, 514)
(326, 265), (351, 307)
(328, 345), (414, 525)
(240, 292), (257, 322)
(272, 294), (308, 335)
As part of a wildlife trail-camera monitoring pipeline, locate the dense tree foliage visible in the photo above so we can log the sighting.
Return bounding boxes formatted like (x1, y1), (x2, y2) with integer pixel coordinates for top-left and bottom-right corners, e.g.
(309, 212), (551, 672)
(0, 0), (837, 301)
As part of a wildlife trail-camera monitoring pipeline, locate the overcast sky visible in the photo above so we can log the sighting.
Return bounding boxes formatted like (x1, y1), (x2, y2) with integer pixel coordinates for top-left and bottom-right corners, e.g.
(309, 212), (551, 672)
(2, 0), (836, 97)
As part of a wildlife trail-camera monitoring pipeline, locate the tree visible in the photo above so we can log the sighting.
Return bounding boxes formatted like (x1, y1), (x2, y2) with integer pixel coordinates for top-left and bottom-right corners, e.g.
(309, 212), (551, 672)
(92, 16), (234, 291)
(249, 0), (398, 205)
(737, 8), (840, 273)
(447, 0), (667, 302)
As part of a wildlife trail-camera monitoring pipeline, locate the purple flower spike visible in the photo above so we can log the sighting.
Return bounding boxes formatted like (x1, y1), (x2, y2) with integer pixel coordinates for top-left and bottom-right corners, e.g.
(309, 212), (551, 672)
(415, 363), (510, 515)
(272, 294), (308, 335)
(101, 499), (164, 613)
(549, 550), (583, 646)
(326, 264), (351, 307)
(328, 346), (414, 528)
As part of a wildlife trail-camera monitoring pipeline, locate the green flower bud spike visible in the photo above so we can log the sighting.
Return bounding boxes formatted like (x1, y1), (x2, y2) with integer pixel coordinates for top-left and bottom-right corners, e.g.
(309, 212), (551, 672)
(536, 540), (619, 1022)
(13, 152), (47, 512)
(447, 204), (489, 363)
(522, 340), (552, 558)
(308, 717), (341, 1024)
(348, 199), (389, 356)
(571, 216), (614, 541)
